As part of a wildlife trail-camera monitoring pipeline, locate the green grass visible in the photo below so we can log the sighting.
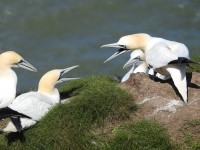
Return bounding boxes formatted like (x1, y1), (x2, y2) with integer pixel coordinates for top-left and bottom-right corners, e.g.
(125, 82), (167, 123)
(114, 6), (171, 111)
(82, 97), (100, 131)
(0, 75), (180, 149)
(187, 56), (200, 73)
(186, 119), (200, 128)
(102, 120), (175, 150)
(182, 119), (200, 150)
(0, 75), (137, 149)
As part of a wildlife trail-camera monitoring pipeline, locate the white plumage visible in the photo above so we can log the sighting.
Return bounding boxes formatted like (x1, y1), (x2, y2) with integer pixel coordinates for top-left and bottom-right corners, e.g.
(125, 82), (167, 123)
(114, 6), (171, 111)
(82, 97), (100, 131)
(121, 50), (170, 82)
(144, 37), (189, 103)
(0, 51), (37, 108)
(101, 33), (191, 103)
(0, 69), (17, 108)
(121, 50), (148, 82)
(1, 65), (79, 132)
(10, 92), (59, 121)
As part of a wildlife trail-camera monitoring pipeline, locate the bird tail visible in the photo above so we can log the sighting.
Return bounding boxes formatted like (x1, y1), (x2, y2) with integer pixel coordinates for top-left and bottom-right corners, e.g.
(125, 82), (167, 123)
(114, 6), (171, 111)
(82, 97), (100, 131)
(166, 65), (188, 103)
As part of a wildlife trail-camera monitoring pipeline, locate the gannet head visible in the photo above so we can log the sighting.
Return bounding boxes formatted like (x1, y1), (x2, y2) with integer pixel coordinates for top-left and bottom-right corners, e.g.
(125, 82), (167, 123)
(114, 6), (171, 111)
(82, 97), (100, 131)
(123, 50), (145, 69)
(101, 33), (150, 63)
(0, 51), (37, 72)
(38, 65), (79, 94)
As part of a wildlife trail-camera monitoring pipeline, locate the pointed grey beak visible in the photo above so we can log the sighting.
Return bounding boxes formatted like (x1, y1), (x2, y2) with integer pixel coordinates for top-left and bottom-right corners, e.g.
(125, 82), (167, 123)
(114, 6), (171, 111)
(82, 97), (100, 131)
(18, 59), (37, 72)
(101, 43), (129, 63)
(57, 65), (80, 84)
(123, 57), (142, 69)
(104, 49), (130, 63)
(101, 43), (125, 49)
(60, 65), (79, 75)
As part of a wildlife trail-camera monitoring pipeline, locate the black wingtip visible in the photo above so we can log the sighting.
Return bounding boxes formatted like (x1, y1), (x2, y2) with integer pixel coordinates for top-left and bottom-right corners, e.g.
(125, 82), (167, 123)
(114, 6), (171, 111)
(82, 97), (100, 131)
(169, 57), (200, 65)
(10, 116), (23, 132)
(0, 107), (31, 120)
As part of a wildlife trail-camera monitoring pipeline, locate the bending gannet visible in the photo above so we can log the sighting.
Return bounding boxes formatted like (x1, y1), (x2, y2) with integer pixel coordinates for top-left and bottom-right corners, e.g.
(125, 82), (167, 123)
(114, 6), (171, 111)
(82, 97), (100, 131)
(121, 50), (170, 82)
(0, 65), (79, 132)
(121, 50), (148, 82)
(0, 51), (37, 108)
(101, 33), (196, 103)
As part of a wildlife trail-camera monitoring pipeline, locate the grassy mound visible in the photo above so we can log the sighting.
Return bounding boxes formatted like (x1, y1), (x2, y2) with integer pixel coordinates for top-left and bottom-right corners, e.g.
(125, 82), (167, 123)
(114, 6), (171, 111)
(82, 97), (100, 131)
(0, 75), (176, 149)
(3, 72), (200, 150)
(0, 75), (136, 149)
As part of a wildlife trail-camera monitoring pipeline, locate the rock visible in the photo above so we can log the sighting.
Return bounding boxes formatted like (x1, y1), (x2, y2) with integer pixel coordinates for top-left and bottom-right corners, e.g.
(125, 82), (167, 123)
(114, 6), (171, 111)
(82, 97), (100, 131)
(120, 72), (200, 142)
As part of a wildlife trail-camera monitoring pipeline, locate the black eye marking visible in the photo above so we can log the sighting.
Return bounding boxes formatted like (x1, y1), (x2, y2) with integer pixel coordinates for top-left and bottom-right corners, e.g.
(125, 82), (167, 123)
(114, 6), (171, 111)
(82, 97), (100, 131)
(18, 60), (23, 63)
(119, 45), (127, 49)
(136, 56), (140, 59)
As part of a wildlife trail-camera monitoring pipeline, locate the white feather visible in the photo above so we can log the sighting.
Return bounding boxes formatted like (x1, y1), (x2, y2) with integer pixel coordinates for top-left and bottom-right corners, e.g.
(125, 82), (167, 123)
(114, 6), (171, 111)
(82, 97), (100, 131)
(145, 37), (189, 59)
(121, 50), (148, 82)
(133, 62), (148, 73)
(9, 91), (59, 121)
(166, 64), (187, 103)
(146, 43), (178, 69)
(145, 37), (189, 102)
(0, 69), (17, 108)
(3, 121), (17, 132)
(121, 65), (135, 82)
(122, 50), (170, 82)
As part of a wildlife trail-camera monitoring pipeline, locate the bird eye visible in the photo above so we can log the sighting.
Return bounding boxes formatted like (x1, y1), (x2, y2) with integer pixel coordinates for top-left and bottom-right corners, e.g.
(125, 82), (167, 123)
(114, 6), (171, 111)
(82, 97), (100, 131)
(119, 45), (127, 49)
(136, 56), (140, 59)
(18, 60), (23, 63)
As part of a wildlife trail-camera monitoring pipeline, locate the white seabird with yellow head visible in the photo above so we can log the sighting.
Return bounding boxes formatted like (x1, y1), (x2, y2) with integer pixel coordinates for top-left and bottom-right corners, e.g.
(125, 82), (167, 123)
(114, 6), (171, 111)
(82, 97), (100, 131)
(0, 65), (79, 132)
(101, 33), (195, 103)
(0, 51), (37, 108)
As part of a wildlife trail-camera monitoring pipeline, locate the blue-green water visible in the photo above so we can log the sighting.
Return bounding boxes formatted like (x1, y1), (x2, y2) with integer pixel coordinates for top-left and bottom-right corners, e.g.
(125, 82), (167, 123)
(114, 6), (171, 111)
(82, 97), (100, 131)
(0, 0), (199, 90)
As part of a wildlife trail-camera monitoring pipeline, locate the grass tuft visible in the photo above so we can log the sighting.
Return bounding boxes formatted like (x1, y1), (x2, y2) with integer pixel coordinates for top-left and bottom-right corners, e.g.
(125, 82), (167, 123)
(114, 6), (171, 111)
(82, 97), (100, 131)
(187, 56), (200, 73)
(102, 120), (175, 150)
(0, 75), (137, 149)
(182, 119), (200, 150)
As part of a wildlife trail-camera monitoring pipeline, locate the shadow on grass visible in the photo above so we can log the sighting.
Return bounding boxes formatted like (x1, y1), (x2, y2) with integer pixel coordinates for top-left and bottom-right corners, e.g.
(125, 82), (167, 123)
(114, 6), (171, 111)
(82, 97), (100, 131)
(5, 132), (25, 145)
(59, 87), (81, 100)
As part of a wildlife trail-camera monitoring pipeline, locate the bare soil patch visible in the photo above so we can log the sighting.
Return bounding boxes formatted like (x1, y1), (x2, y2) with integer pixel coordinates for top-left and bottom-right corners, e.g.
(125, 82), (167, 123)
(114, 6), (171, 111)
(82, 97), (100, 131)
(120, 72), (200, 144)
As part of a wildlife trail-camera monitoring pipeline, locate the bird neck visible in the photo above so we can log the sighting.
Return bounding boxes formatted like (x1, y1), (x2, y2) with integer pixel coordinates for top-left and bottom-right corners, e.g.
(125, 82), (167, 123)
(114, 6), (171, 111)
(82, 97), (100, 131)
(136, 34), (151, 52)
(38, 88), (60, 105)
(134, 61), (148, 73)
(37, 78), (57, 95)
(133, 33), (151, 50)
(38, 84), (56, 94)
(0, 67), (16, 78)
(38, 84), (60, 103)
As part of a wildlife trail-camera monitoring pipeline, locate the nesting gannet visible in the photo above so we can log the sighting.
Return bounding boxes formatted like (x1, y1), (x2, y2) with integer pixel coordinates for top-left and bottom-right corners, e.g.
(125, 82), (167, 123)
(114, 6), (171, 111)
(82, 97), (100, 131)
(0, 51), (37, 108)
(0, 65), (79, 132)
(101, 33), (196, 103)
(121, 50), (170, 82)
(121, 50), (148, 82)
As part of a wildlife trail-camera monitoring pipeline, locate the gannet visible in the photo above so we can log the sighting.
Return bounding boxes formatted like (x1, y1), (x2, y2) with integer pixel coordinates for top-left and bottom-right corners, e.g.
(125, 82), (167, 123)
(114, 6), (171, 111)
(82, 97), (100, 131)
(101, 33), (195, 103)
(0, 51), (37, 108)
(0, 65), (79, 132)
(121, 50), (170, 82)
(121, 50), (148, 82)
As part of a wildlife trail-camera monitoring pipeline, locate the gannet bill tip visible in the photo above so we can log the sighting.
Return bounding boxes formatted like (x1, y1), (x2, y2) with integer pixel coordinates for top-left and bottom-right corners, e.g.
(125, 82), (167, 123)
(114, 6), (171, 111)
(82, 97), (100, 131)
(101, 43), (125, 49)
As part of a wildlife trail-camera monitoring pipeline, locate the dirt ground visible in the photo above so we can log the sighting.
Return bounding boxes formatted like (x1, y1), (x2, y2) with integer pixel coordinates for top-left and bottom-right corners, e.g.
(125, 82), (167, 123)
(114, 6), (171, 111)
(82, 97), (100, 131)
(120, 72), (200, 144)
